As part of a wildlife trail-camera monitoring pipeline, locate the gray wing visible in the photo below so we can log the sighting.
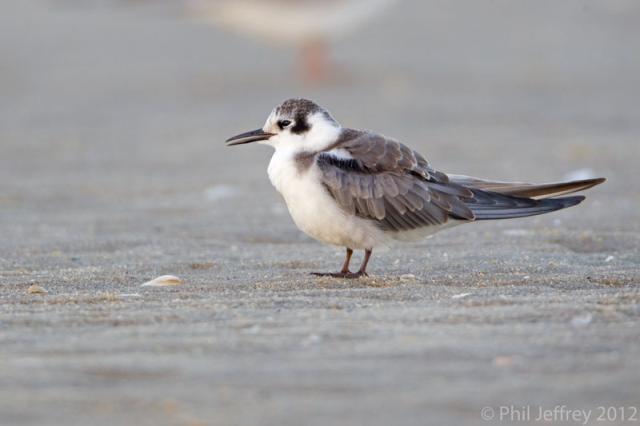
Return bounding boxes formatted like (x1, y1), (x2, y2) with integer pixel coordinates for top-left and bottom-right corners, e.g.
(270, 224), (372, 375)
(317, 129), (593, 230)
(317, 129), (476, 231)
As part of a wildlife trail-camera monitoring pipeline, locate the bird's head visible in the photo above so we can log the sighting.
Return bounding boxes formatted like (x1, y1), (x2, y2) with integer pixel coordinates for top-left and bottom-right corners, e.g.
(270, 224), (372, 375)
(226, 98), (341, 153)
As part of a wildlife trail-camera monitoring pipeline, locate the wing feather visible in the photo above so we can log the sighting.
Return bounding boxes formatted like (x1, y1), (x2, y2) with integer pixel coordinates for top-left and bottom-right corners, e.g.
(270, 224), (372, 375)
(316, 129), (599, 232)
(449, 175), (605, 199)
(317, 129), (475, 232)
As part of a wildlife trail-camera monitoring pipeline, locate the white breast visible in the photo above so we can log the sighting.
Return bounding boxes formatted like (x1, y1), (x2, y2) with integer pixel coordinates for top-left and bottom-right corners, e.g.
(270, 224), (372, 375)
(267, 149), (385, 249)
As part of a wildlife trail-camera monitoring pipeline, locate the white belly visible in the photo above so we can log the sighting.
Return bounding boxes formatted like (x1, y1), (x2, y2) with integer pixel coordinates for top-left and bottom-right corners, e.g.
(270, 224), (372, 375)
(267, 150), (385, 249)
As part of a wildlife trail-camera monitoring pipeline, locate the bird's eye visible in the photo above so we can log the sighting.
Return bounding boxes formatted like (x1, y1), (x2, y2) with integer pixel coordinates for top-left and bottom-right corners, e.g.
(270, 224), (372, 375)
(278, 120), (292, 129)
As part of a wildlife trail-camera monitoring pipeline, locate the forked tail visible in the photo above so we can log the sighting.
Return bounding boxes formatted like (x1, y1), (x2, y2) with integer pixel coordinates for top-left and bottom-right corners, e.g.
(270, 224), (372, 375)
(452, 177), (605, 220)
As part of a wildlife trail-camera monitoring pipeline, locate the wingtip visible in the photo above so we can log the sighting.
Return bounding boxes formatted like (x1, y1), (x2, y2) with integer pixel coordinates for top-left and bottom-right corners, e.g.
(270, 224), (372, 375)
(580, 177), (606, 184)
(569, 177), (606, 185)
(581, 177), (606, 190)
(559, 177), (606, 195)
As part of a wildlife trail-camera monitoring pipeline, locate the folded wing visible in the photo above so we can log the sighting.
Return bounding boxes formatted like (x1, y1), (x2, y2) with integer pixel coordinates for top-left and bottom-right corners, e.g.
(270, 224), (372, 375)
(317, 129), (604, 230)
(317, 130), (475, 231)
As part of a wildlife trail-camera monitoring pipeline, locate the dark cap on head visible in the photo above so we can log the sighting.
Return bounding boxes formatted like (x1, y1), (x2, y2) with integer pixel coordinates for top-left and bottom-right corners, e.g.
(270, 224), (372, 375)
(275, 98), (337, 134)
(275, 98), (322, 115)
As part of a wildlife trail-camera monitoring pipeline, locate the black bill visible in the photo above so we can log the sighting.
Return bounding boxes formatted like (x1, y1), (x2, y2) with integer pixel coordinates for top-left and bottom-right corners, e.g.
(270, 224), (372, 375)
(225, 129), (274, 146)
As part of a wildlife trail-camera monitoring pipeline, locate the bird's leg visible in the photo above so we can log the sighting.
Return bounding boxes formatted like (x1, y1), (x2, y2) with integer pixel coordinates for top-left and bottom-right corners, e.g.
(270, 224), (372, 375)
(339, 247), (353, 274)
(327, 248), (372, 278)
(299, 38), (329, 84)
(311, 248), (354, 278)
(311, 248), (373, 279)
(354, 249), (372, 277)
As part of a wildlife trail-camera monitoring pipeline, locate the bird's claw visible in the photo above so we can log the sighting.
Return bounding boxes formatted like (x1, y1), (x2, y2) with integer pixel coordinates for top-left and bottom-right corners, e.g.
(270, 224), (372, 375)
(310, 271), (367, 279)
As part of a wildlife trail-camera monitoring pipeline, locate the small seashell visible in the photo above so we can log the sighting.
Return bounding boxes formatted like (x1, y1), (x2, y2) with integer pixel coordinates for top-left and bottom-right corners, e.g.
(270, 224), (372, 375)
(604, 255), (614, 263)
(27, 285), (48, 295)
(141, 275), (183, 287)
(451, 292), (472, 299)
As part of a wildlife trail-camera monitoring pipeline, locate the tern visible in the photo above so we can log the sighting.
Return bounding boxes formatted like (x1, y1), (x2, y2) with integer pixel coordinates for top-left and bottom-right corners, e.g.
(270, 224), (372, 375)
(188, 0), (397, 82)
(226, 98), (605, 278)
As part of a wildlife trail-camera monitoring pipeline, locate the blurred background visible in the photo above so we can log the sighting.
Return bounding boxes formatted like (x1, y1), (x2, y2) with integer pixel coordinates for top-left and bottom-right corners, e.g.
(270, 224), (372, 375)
(1, 1), (639, 425)
(1, 0), (639, 214)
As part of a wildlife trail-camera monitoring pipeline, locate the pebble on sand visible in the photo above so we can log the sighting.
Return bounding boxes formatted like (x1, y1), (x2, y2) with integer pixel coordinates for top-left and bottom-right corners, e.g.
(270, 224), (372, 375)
(141, 275), (183, 287)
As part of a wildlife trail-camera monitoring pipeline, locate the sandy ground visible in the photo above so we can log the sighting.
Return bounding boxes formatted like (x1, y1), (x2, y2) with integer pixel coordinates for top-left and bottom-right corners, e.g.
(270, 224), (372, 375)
(1, 1), (639, 425)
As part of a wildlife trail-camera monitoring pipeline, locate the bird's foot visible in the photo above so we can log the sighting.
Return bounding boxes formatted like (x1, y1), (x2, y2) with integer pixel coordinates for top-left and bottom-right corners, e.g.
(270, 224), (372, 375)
(310, 271), (367, 279)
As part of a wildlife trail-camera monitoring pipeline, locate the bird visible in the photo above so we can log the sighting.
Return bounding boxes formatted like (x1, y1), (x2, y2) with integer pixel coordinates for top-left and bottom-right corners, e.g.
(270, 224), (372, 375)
(225, 98), (605, 278)
(187, 0), (398, 83)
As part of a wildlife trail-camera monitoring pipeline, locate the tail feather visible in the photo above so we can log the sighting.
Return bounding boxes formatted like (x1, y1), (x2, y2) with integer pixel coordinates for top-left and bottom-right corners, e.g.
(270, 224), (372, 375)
(466, 190), (585, 220)
(450, 176), (606, 200)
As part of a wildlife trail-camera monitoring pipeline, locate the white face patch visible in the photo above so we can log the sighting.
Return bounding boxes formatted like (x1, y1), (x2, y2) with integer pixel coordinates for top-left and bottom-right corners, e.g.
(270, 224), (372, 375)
(260, 111), (341, 154)
(261, 108), (280, 135)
